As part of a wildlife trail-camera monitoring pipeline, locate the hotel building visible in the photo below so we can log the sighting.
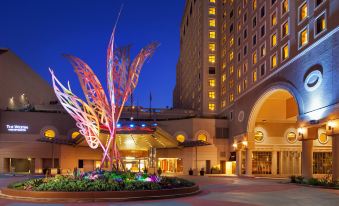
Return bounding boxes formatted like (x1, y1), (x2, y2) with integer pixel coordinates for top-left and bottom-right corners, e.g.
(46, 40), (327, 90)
(174, 0), (339, 179)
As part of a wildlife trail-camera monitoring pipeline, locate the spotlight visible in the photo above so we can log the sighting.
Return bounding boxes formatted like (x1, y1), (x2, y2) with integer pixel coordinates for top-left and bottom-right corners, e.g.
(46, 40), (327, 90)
(129, 124), (135, 128)
(141, 123), (146, 127)
(117, 123), (121, 128)
(152, 123), (158, 127)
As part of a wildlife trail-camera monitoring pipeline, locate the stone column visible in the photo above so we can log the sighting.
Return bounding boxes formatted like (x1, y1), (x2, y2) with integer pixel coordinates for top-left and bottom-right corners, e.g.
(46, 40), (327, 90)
(236, 150), (242, 176)
(272, 150), (277, 175)
(245, 149), (253, 176)
(332, 134), (339, 182)
(302, 139), (313, 179)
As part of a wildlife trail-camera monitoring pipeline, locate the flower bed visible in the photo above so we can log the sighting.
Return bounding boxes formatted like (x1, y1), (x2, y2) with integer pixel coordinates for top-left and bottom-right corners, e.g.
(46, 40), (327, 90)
(8, 169), (195, 192)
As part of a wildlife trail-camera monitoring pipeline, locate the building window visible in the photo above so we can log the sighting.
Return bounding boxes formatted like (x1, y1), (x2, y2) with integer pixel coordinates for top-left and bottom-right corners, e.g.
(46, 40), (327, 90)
(281, 0), (289, 15)
(260, 5), (265, 18)
(244, 46), (247, 55)
(271, 33), (277, 47)
(313, 152), (332, 174)
(244, 29), (248, 39)
(237, 22), (242, 31)
(222, 73), (227, 82)
(208, 103), (216, 111)
(230, 23), (234, 33)
(230, 65), (234, 74)
(282, 20), (289, 38)
(271, 53), (277, 69)
(252, 0), (257, 10)
(252, 16), (257, 28)
(238, 7), (241, 16)
(237, 52), (241, 62)
(209, 55), (216, 63)
(209, 31), (216, 39)
(260, 24), (266, 37)
(237, 84), (242, 94)
(271, 11), (277, 26)
(318, 133), (329, 144)
(286, 132), (297, 143)
(315, 12), (326, 37)
(176, 134), (185, 143)
(230, 37), (234, 46)
(271, 0), (277, 6)
(237, 68), (242, 78)
(315, 0), (325, 8)
(299, 1), (308, 23)
(260, 43), (266, 57)
(221, 100), (226, 108)
(229, 93), (234, 102)
(299, 26), (309, 48)
(260, 63), (266, 76)
(254, 131), (264, 142)
(243, 78), (248, 89)
(253, 152), (272, 174)
(229, 79), (234, 88)
(210, 0), (216, 3)
(230, 10), (234, 18)
(243, 12), (247, 22)
(252, 51), (257, 65)
(253, 34), (257, 45)
(209, 43), (216, 52)
(209, 18), (216, 27)
(252, 69), (257, 82)
(44, 129), (56, 139)
(209, 79), (216, 87)
(209, 67), (216, 74)
(243, 63), (248, 73)
(230, 51), (234, 61)
(197, 133), (208, 142)
(238, 37), (241, 46)
(209, 91), (216, 99)
(282, 43), (289, 61)
(209, 7), (216, 15)
(71, 131), (80, 139)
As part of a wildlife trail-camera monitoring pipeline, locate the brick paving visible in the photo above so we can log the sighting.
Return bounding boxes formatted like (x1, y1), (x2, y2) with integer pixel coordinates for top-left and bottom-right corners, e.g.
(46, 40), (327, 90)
(0, 174), (338, 206)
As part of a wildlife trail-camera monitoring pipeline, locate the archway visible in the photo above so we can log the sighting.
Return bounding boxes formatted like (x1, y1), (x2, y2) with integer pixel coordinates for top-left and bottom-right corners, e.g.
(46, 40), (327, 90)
(246, 88), (301, 176)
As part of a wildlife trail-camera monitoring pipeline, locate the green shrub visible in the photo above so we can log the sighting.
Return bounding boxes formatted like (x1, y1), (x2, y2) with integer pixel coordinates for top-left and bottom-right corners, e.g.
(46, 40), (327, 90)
(296, 176), (304, 184)
(308, 178), (320, 186)
(290, 175), (296, 183)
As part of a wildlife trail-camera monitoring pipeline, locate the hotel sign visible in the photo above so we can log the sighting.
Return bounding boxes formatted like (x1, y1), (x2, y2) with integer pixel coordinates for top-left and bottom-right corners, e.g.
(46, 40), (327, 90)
(6, 124), (29, 132)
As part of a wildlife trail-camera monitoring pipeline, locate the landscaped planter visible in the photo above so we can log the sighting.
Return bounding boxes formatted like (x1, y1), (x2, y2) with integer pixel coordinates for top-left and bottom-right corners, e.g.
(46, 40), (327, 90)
(1, 185), (200, 201)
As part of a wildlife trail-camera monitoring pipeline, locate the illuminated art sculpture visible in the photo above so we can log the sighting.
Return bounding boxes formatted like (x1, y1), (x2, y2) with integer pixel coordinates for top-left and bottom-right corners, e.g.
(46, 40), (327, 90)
(50, 25), (158, 170)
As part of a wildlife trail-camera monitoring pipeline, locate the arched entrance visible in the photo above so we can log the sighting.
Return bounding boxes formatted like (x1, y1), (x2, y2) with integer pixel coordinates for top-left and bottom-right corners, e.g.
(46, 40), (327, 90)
(246, 87), (301, 176)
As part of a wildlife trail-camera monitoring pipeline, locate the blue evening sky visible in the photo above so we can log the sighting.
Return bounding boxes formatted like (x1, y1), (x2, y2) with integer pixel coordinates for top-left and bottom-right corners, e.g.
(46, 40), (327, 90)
(0, 0), (185, 108)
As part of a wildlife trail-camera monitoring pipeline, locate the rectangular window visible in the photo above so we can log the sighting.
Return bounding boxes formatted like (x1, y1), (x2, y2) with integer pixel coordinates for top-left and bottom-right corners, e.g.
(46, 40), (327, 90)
(315, 12), (326, 36)
(252, 0), (257, 10)
(253, 70), (257, 82)
(209, 31), (216, 39)
(315, 0), (325, 8)
(243, 63), (248, 73)
(271, 33), (277, 47)
(271, 53), (277, 68)
(243, 79), (248, 89)
(209, 55), (216, 63)
(253, 34), (257, 45)
(208, 103), (216, 111)
(209, 67), (216, 74)
(237, 84), (242, 94)
(230, 65), (234, 74)
(230, 51), (234, 61)
(282, 20), (289, 38)
(252, 16), (257, 28)
(260, 43), (266, 57)
(229, 93), (234, 102)
(252, 51), (257, 65)
(260, 63), (266, 76)
(299, 2), (308, 22)
(260, 5), (265, 18)
(209, 7), (216, 15)
(209, 19), (216, 27)
(299, 26), (309, 48)
(229, 79), (234, 88)
(271, 12), (277, 26)
(209, 79), (216, 87)
(282, 43), (289, 61)
(230, 37), (234, 46)
(209, 43), (216, 52)
(260, 24), (266, 37)
(313, 152), (332, 174)
(209, 91), (216, 99)
(210, 0), (216, 3)
(222, 73), (227, 82)
(281, 0), (289, 15)
(237, 68), (242, 78)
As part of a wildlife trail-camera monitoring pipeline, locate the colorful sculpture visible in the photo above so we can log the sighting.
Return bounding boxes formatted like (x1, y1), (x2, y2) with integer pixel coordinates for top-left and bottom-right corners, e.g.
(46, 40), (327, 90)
(50, 24), (158, 170)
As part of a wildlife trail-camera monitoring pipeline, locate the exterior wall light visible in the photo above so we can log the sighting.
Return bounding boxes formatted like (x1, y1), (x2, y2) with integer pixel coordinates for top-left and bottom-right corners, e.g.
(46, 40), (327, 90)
(328, 120), (336, 133)
(232, 143), (237, 148)
(298, 127), (305, 139)
(242, 140), (248, 147)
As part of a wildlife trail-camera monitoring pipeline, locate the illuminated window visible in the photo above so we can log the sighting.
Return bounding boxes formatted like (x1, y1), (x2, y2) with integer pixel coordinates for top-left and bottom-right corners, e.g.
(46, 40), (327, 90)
(230, 37), (234, 46)
(260, 43), (266, 57)
(230, 65), (234, 74)
(271, 12), (277, 26)
(221, 86), (226, 95)
(271, 53), (277, 68)
(210, 0), (216, 3)
(44, 129), (56, 139)
(282, 0), (288, 15)
(282, 21), (289, 38)
(221, 100), (226, 108)
(282, 44), (289, 61)
(299, 2), (308, 22)
(252, 51), (257, 64)
(209, 31), (216, 39)
(271, 33), (277, 47)
(209, 55), (216, 63)
(299, 27), (308, 48)
(243, 79), (248, 89)
(222, 73), (226, 82)
(229, 93), (234, 102)
(253, 70), (257, 82)
(209, 79), (216, 87)
(71, 131), (80, 139)
(176, 134), (185, 143)
(315, 12), (326, 36)
(209, 43), (216, 52)
(208, 103), (216, 111)
(237, 22), (241, 31)
(230, 51), (234, 61)
(198, 133), (207, 142)
(238, 7), (241, 16)
(252, 0), (257, 10)
(286, 132), (297, 143)
(209, 19), (216, 27)
(209, 7), (216, 15)
(229, 79), (234, 88)
(237, 84), (242, 94)
(237, 68), (241, 78)
(209, 91), (216, 99)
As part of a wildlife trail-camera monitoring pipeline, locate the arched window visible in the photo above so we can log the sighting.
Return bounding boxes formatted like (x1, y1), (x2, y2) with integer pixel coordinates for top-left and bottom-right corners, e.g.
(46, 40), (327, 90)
(44, 129), (56, 139)
(176, 134), (185, 143)
(71, 131), (80, 139)
(197, 134), (207, 142)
